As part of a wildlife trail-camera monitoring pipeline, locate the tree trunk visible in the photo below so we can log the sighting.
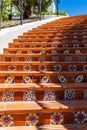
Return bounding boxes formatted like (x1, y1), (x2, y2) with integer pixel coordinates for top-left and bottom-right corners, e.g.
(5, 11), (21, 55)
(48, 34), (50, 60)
(23, 5), (31, 19)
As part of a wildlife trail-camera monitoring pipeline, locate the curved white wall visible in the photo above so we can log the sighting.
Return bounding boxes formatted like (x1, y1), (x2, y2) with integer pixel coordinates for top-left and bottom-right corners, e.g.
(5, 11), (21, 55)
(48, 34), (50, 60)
(0, 16), (66, 54)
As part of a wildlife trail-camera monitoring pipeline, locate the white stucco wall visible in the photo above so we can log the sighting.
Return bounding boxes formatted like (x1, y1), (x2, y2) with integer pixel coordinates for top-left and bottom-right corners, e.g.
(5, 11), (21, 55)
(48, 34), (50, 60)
(0, 16), (66, 54)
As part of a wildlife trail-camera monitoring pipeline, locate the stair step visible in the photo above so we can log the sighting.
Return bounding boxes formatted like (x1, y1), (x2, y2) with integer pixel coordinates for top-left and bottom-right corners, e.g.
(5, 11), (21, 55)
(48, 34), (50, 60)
(39, 100), (87, 112)
(0, 101), (42, 114)
(39, 124), (87, 130)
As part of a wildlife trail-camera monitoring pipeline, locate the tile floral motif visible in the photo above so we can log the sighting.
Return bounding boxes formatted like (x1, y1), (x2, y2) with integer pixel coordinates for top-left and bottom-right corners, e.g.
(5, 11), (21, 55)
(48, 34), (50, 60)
(68, 65), (76, 71)
(50, 112), (64, 125)
(74, 111), (87, 124)
(64, 89), (75, 100)
(54, 65), (62, 72)
(26, 113), (39, 126)
(40, 75), (50, 83)
(51, 56), (58, 62)
(24, 91), (35, 101)
(39, 65), (47, 72)
(23, 76), (32, 83)
(8, 65), (16, 71)
(38, 56), (46, 62)
(83, 65), (87, 71)
(58, 75), (67, 83)
(0, 114), (14, 127)
(44, 91), (55, 101)
(23, 65), (31, 71)
(2, 91), (14, 102)
(4, 76), (15, 84)
(75, 75), (84, 83)
(84, 90), (87, 100)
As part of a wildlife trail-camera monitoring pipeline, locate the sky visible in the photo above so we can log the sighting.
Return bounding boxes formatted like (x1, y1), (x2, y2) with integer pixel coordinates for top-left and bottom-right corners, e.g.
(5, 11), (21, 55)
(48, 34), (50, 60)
(57, 0), (87, 16)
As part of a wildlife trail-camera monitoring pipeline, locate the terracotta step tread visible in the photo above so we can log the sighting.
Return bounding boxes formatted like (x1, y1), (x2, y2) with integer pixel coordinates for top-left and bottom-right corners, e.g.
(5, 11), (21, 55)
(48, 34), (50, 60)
(4, 47), (87, 50)
(38, 100), (87, 112)
(1, 61), (87, 65)
(0, 83), (41, 91)
(0, 83), (87, 91)
(0, 83), (62, 91)
(0, 71), (87, 76)
(39, 124), (87, 130)
(1, 53), (87, 57)
(0, 101), (42, 114)
(0, 126), (38, 130)
(1, 124), (87, 130)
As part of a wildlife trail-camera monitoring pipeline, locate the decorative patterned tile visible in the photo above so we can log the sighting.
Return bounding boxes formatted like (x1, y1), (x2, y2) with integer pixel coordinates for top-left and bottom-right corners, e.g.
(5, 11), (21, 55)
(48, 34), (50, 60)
(84, 90), (87, 100)
(75, 50), (81, 54)
(4, 76), (15, 84)
(0, 114), (14, 127)
(58, 75), (67, 83)
(23, 65), (31, 71)
(62, 44), (68, 48)
(69, 65), (76, 71)
(63, 50), (69, 54)
(26, 113), (39, 126)
(52, 44), (58, 48)
(64, 89), (75, 100)
(2, 91), (14, 102)
(44, 91), (55, 101)
(4, 50), (10, 54)
(83, 65), (87, 71)
(30, 45), (36, 48)
(27, 50), (33, 54)
(50, 112), (64, 125)
(8, 65), (16, 71)
(24, 57), (32, 62)
(73, 44), (79, 48)
(11, 57), (18, 61)
(38, 56), (46, 62)
(23, 76), (32, 83)
(40, 75), (50, 83)
(51, 50), (57, 54)
(75, 75), (84, 83)
(19, 45), (25, 48)
(54, 65), (62, 72)
(24, 91), (35, 101)
(40, 50), (46, 54)
(0, 56), (5, 61)
(16, 50), (22, 54)
(74, 111), (87, 124)
(51, 56), (58, 62)
(39, 65), (47, 72)
(41, 45), (46, 48)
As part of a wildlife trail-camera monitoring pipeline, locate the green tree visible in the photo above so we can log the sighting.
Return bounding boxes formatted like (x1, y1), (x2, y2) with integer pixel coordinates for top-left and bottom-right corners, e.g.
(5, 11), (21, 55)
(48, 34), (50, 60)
(2, 0), (11, 21)
(12, 0), (52, 19)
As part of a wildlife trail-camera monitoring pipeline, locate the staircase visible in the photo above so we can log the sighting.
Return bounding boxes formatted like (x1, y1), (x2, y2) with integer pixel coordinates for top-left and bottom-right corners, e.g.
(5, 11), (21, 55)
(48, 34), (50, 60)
(0, 14), (87, 130)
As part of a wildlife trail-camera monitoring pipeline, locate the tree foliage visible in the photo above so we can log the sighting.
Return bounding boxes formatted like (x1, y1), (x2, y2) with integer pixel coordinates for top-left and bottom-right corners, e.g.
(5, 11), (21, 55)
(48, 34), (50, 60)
(2, 0), (11, 21)
(12, 0), (52, 19)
